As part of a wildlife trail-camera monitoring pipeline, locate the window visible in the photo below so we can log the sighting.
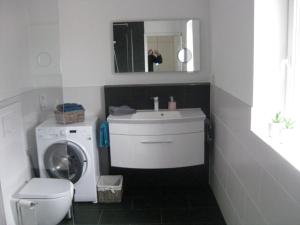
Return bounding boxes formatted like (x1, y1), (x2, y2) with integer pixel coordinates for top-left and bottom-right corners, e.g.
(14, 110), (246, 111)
(285, 0), (300, 122)
(252, 0), (300, 170)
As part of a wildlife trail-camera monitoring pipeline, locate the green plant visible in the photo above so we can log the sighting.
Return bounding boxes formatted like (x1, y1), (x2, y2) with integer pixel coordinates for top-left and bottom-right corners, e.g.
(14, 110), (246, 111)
(272, 112), (283, 123)
(283, 118), (295, 129)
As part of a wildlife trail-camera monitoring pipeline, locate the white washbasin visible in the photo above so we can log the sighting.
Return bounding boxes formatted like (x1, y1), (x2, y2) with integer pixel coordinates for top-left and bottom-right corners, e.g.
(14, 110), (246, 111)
(107, 108), (206, 123)
(132, 110), (181, 120)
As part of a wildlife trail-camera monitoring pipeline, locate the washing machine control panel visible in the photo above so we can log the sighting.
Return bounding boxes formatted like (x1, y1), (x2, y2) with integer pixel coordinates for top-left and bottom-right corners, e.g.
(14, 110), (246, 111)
(37, 128), (67, 139)
(66, 128), (89, 138)
(37, 127), (92, 141)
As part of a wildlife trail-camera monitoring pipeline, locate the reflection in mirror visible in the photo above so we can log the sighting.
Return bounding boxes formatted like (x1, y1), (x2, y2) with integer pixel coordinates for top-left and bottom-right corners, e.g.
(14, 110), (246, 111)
(178, 48), (193, 64)
(113, 19), (200, 73)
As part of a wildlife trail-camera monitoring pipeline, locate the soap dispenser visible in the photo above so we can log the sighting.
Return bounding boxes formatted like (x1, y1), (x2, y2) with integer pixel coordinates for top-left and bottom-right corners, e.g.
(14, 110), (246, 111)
(153, 96), (159, 111)
(168, 96), (176, 111)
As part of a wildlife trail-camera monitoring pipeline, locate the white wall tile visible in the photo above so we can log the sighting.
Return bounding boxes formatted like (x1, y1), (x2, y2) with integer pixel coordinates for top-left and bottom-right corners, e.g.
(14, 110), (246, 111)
(0, 183), (6, 225)
(211, 86), (300, 225)
(212, 171), (241, 225)
(247, 133), (283, 184)
(243, 196), (268, 225)
(259, 172), (300, 225)
(214, 146), (229, 189)
(225, 167), (246, 220)
(21, 87), (63, 172)
(213, 86), (252, 145)
(277, 160), (300, 204)
(0, 103), (32, 225)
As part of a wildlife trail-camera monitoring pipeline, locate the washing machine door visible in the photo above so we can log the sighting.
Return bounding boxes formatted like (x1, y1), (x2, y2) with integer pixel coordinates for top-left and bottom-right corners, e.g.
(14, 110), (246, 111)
(44, 141), (87, 184)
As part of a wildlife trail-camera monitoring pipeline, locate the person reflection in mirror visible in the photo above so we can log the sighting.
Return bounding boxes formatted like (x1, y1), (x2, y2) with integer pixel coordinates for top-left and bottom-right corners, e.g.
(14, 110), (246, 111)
(148, 49), (163, 72)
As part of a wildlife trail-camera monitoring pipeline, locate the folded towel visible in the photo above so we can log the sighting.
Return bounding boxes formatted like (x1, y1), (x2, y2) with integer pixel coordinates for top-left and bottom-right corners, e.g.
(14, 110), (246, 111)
(99, 121), (110, 148)
(56, 103), (84, 112)
(109, 105), (136, 115)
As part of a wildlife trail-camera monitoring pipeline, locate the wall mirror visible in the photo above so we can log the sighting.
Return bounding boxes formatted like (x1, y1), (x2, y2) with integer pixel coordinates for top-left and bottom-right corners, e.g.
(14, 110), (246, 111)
(113, 19), (200, 73)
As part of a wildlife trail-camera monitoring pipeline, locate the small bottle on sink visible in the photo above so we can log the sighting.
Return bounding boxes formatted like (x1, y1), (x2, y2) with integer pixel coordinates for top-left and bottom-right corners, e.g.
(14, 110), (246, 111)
(168, 96), (176, 111)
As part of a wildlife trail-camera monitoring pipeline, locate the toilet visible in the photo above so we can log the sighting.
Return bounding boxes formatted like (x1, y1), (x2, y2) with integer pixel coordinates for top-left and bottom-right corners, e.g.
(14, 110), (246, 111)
(14, 178), (74, 225)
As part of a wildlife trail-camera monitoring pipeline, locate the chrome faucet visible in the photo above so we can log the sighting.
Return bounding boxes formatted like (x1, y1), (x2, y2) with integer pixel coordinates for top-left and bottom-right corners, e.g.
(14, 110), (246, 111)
(152, 96), (159, 111)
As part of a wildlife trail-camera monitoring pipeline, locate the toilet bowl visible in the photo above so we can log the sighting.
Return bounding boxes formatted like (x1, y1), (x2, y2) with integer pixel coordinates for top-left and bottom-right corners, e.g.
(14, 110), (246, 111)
(14, 178), (74, 225)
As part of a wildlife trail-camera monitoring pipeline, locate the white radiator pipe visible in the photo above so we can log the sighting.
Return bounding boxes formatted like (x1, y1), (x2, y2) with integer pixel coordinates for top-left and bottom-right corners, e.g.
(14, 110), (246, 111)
(17, 200), (38, 225)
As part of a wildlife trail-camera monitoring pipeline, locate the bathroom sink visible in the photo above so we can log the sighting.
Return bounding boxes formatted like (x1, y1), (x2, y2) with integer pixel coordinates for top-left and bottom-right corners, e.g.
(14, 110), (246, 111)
(131, 110), (181, 120)
(107, 108), (206, 123)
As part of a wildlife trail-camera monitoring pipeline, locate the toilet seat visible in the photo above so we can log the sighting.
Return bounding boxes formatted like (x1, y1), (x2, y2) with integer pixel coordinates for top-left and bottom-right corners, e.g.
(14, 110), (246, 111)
(16, 178), (73, 199)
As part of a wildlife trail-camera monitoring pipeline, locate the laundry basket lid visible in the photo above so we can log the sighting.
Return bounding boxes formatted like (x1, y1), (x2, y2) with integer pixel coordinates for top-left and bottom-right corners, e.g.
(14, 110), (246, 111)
(16, 178), (73, 199)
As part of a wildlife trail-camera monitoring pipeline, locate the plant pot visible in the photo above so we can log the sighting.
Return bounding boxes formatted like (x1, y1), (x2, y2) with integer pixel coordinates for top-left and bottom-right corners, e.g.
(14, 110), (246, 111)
(280, 128), (294, 143)
(268, 122), (283, 138)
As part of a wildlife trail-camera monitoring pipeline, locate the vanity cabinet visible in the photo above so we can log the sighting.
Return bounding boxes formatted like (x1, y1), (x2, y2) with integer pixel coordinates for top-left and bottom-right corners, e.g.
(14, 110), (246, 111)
(107, 108), (206, 169)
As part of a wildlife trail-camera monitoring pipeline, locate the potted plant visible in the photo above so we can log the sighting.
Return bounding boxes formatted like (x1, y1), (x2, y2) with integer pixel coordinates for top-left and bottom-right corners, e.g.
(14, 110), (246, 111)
(269, 112), (283, 138)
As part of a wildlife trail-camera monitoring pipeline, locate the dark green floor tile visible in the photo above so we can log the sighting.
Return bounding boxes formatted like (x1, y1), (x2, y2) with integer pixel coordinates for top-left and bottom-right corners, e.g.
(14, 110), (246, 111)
(132, 196), (162, 209)
(73, 202), (101, 212)
(189, 196), (218, 208)
(161, 196), (189, 209)
(132, 194), (189, 210)
(160, 187), (189, 198)
(161, 209), (190, 223)
(73, 210), (101, 225)
(132, 224), (194, 225)
(100, 209), (161, 224)
(125, 187), (162, 198)
(189, 208), (212, 223)
(162, 208), (222, 224)
(67, 186), (226, 225)
(98, 197), (133, 210)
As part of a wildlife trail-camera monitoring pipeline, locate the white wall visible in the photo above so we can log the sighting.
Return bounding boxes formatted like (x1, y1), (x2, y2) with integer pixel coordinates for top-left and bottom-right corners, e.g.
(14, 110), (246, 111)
(0, 0), (31, 101)
(22, 0), (64, 174)
(27, 0), (63, 88)
(210, 0), (254, 105)
(0, 0), (63, 222)
(210, 0), (300, 225)
(58, 0), (210, 86)
(0, 0), (63, 101)
(0, 183), (6, 225)
(59, 0), (211, 117)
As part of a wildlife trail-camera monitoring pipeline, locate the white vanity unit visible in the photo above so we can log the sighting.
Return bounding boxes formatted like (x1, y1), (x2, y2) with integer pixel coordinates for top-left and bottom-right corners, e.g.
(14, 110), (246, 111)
(107, 108), (206, 169)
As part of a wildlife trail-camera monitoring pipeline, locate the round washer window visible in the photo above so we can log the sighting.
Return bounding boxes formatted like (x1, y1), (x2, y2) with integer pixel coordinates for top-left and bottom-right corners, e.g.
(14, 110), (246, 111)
(44, 141), (86, 183)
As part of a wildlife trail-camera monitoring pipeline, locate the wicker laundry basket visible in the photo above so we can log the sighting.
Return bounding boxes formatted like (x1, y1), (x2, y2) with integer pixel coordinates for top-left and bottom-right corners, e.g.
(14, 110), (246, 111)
(54, 109), (85, 124)
(97, 175), (123, 203)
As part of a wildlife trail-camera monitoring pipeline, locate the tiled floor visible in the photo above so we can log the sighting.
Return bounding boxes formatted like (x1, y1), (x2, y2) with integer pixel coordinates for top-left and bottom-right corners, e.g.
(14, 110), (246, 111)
(59, 185), (226, 225)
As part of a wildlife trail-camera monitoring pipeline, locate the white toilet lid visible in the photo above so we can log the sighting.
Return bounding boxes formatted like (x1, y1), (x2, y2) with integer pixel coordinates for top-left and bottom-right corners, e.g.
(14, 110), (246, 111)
(16, 178), (73, 199)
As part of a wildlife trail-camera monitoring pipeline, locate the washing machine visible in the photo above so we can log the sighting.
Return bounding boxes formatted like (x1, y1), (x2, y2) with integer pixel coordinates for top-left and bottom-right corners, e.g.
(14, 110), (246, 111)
(36, 117), (100, 203)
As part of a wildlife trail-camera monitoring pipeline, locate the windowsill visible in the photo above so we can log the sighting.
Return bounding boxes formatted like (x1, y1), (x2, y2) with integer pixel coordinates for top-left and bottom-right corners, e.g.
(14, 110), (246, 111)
(252, 127), (300, 171)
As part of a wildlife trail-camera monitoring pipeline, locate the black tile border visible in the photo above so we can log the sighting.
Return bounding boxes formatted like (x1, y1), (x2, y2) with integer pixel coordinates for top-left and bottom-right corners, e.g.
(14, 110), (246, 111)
(104, 83), (210, 118)
(104, 83), (211, 187)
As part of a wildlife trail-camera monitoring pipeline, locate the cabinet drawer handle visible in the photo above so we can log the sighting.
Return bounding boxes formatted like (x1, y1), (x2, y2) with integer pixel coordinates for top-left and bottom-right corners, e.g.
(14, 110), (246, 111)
(140, 140), (173, 144)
